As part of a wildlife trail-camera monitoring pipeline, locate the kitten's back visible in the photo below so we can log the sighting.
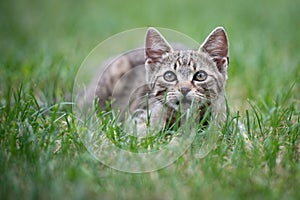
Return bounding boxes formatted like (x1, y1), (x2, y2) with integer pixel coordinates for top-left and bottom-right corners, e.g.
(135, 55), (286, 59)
(95, 49), (146, 110)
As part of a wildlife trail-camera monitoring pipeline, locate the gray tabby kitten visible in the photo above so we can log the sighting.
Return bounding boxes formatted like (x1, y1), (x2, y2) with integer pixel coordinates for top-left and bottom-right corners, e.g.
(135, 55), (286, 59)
(95, 27), (229, 133)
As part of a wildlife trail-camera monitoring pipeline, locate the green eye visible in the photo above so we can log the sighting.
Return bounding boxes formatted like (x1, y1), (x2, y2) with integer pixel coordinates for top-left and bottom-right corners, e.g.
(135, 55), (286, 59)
(193, 70), (207, 81)
(163, 71), (177, 82)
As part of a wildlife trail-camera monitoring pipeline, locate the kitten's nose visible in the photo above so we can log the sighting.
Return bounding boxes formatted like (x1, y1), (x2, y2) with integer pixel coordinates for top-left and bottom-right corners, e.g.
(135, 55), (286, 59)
(180, 87), (191, 96)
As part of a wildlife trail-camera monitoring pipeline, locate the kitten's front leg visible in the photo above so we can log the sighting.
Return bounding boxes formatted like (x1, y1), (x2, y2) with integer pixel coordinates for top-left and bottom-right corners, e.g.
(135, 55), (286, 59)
(124, 109), (153, 137)
(126, 108), (164, 137)
(131, 109), (150, 136)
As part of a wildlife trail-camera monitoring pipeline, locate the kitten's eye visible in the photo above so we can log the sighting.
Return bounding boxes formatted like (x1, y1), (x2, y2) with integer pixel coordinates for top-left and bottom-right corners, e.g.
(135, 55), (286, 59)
(193, 70), (207, 81)
(163, 71), (177, 82)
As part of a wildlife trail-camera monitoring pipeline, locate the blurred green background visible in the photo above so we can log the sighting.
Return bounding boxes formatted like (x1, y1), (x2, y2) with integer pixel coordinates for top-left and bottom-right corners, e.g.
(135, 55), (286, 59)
(1, 0), (299, 103)
(0, 0), (299, 199)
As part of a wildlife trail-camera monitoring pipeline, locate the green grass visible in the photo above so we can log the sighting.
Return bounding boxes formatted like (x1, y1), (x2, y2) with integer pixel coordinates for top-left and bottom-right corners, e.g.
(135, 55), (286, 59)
(1, 0), (300, 199)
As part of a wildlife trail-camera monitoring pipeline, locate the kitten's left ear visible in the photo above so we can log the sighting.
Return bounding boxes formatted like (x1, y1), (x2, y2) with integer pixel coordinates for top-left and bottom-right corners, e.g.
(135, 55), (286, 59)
(199, 27), (229, 74)
(145, 27), (173, 63)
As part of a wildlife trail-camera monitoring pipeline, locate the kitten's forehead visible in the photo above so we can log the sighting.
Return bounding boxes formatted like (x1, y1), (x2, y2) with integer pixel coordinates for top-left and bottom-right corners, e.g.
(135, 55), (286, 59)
(162, 50), (214, 71)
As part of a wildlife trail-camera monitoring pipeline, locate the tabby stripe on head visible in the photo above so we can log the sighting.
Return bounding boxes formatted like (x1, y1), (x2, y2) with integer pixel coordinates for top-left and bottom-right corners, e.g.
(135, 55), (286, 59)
(174, 61), (179, 70)
(150, 75), (162, 91)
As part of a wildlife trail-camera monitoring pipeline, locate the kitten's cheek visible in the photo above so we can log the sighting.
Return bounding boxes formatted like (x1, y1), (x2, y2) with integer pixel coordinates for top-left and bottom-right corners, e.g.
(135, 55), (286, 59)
(166, 98), (179, 109)
(185, 92), (196, 102)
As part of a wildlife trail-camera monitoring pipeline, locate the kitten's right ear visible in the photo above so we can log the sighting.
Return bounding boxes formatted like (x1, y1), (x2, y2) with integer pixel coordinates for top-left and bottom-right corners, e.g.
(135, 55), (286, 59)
(199, 27), (229, 75)
(145, 28), (173, 63)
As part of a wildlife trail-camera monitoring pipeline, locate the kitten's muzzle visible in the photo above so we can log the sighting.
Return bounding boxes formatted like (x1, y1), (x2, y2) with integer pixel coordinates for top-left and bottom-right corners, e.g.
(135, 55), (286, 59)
(175, 96), (192, 106)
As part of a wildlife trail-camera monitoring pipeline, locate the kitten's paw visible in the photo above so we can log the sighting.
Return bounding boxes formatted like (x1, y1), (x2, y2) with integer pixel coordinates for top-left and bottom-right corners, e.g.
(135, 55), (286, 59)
(236, 121), (253, 150)
(124, 109), (150, 137)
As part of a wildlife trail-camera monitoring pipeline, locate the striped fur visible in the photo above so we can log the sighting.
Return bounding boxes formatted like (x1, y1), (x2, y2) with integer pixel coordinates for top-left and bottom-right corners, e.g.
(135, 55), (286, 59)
(94, 27), (229, 132)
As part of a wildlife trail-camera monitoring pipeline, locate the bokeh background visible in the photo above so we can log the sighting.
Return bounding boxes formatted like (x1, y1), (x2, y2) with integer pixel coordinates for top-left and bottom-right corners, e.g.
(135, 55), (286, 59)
(1, 0), (299, 104)
(0, 0), (299, 199)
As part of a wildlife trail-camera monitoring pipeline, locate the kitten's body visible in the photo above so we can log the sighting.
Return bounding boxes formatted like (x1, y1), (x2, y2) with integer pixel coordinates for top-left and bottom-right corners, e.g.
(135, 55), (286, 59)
(93, 27), (229, 133)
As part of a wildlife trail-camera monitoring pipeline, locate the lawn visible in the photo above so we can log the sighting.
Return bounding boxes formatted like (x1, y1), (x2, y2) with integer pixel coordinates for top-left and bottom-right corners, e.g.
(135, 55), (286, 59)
(0, 0), (299, 199)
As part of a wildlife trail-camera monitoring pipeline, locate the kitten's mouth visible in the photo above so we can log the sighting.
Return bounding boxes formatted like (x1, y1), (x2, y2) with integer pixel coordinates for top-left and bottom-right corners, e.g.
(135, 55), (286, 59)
(175, 98), (192, 106)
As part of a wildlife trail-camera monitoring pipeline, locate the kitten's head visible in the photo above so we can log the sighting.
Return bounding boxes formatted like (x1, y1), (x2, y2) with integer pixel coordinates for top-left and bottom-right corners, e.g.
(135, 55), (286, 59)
(145, 27), (229, 111)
